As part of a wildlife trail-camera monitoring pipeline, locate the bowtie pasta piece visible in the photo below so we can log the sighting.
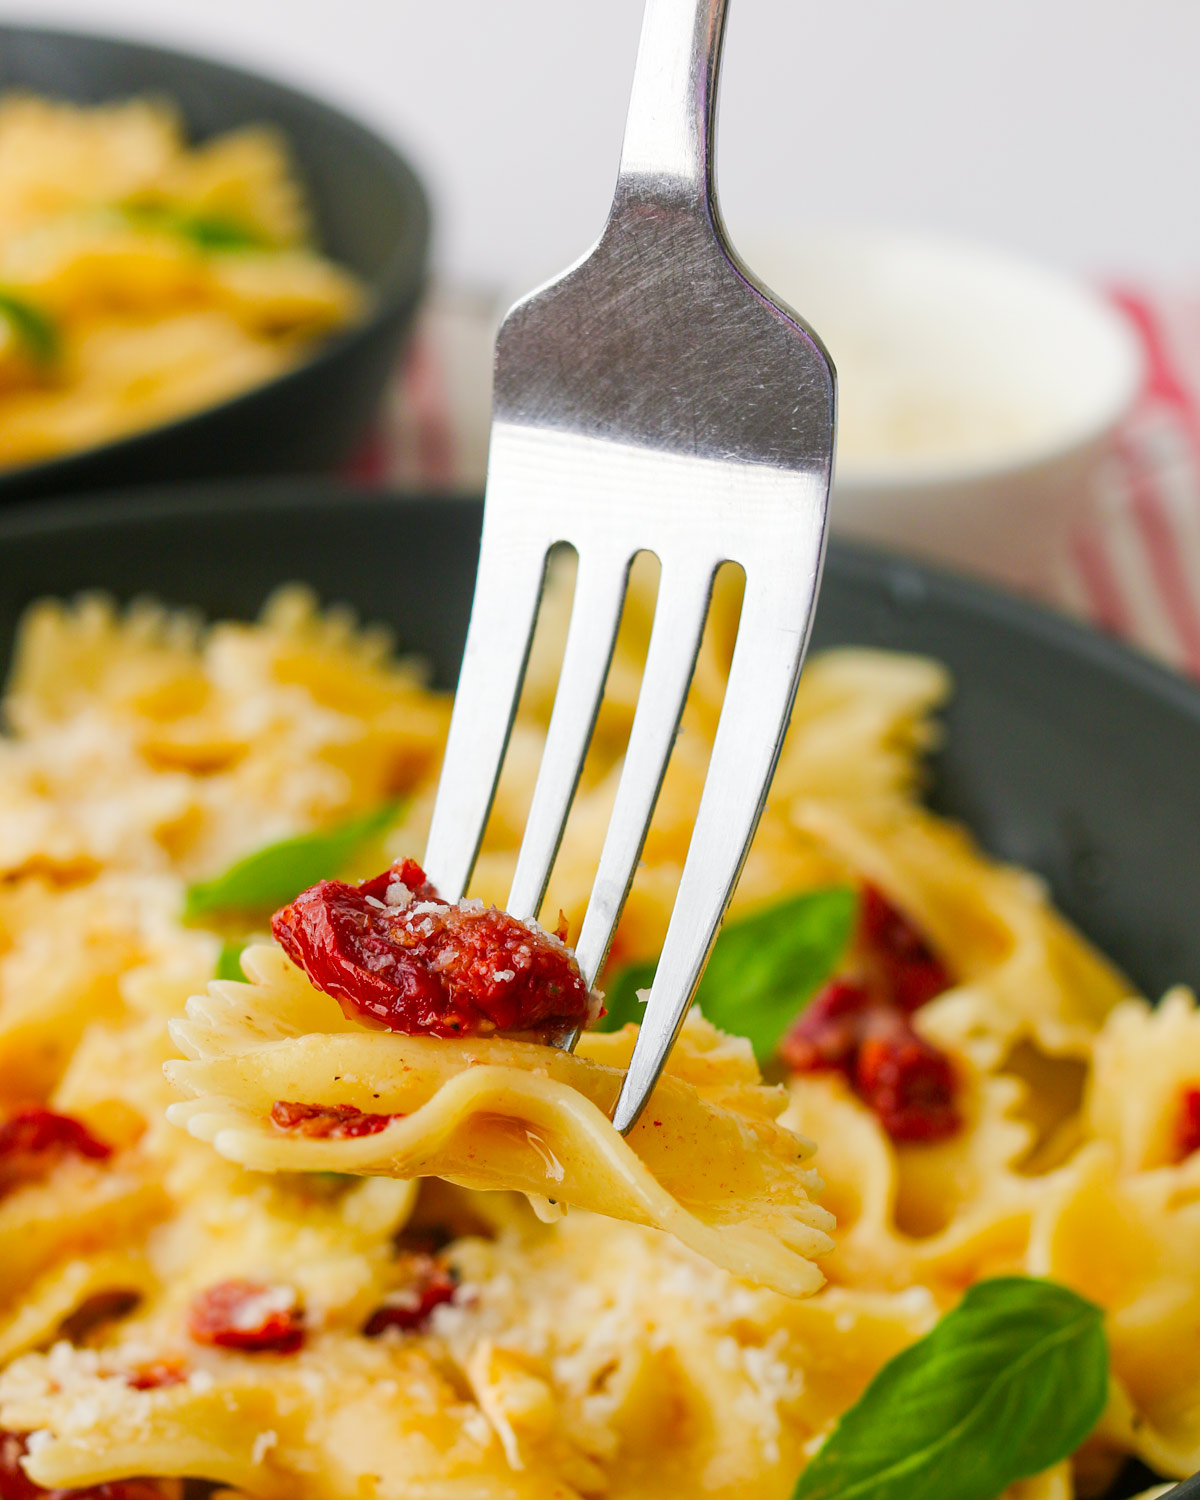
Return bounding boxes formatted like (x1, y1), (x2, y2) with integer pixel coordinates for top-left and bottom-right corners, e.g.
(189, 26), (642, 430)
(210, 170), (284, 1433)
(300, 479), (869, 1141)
(166, 943), (834, 1298)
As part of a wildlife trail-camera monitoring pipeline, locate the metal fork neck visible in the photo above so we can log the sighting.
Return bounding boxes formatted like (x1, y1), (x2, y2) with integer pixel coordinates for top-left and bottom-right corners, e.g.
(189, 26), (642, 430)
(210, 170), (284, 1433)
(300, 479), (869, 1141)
(614, 0), (729, 210)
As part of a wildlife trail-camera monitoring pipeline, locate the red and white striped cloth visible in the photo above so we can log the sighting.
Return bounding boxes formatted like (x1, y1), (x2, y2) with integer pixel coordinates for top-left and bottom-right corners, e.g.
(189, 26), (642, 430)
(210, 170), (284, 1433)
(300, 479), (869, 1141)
(1059, 287), (1200, 675)
(370, 284), (1200, 679)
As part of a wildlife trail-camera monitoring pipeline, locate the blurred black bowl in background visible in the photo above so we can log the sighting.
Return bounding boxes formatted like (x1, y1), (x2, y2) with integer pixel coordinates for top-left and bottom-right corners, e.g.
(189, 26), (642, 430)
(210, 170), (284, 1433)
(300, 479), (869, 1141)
(0, 24), (430, 504)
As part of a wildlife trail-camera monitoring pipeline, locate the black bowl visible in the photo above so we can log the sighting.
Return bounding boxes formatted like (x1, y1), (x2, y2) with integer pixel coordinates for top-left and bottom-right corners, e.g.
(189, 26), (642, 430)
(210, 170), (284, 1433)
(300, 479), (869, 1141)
(1, 479), (1196, 1499)
(0, 26), (430, 503)
(2, 478), (1199, 1008)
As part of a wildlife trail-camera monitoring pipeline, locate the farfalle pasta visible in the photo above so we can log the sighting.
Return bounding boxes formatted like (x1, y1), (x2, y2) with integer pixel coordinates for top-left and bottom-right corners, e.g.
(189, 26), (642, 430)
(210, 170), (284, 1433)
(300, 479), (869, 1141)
(0, 570), (1194, 1500)
(0, 95), (363, 470)
(165, 943), (834, 1298)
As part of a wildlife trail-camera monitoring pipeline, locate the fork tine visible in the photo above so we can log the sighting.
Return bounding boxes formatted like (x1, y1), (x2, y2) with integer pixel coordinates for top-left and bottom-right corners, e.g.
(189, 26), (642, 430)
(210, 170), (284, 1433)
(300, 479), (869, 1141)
(506, 550), (632, 922)
(423, 538), (550, 901)
(610, 575), (815, 1133)
(570, 561), (714, 992)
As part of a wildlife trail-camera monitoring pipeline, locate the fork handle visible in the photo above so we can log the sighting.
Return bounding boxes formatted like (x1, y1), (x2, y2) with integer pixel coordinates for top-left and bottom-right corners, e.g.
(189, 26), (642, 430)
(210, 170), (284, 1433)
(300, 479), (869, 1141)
(616, 0), (730, 203)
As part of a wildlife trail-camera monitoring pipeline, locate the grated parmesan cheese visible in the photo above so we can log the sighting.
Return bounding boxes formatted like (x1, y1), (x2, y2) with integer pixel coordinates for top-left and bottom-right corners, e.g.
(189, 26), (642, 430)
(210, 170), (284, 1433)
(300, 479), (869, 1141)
(251, 1430), (278, 1465)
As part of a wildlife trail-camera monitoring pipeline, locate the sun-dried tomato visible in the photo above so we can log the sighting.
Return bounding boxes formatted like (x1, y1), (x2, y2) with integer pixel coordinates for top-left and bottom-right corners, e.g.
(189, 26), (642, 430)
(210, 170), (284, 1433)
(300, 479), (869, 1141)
(859, 884), (951, 1012)
(125, 1360), (188, 1392)
(779, 883), (960, 1142)
(1177, 1087), (1200, 1160)
(783, 984), (960, 1142)
(0, 1432), (170, 1500)
(363, 1254), (458, 1336)
(854, 1010), (960, 1143)
(778, 980), (872, 1075)
(187, 1280), (304, 1354)
(0, 1108), (111, 1199)
(270, 1100), (395, 1139)
(272, 859), (592, 1039)
(0, 1433), (41, 1500)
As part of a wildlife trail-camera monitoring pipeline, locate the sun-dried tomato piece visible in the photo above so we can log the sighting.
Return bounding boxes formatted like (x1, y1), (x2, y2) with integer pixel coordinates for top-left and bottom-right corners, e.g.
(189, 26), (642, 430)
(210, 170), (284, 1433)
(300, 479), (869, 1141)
(860, 884), (951, 1012)
(0, 1432), (170, 1500)
(854, 1010), (960, 1143)
(125, 1360), (188, 1392)
(0, 1433), (40, 1500)
(779, 883), (960, 1142)
(363, 1254), (458, 1336)
(270, 1100), (395, 1138)
(187, 1280), (304, 1354)
(1177, 1087), (1200, 1160)
(272, 859), (593, 1039)
(778, 980), (872, 1076)
(781, 981), (961, 1143)
(0, 1108), (111, 1199)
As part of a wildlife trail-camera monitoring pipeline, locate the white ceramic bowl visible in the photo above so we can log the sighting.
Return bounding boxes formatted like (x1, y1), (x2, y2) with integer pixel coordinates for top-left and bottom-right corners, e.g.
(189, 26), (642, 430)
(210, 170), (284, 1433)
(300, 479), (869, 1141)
(735, 228), (1144, 593)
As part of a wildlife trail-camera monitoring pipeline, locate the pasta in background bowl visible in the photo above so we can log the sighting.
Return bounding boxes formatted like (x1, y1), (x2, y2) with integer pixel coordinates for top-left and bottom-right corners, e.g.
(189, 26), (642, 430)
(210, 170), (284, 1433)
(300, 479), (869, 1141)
(1, 482), (1199, 1500)
(0, 94), (364, 470)
(0, 27), (428, 501)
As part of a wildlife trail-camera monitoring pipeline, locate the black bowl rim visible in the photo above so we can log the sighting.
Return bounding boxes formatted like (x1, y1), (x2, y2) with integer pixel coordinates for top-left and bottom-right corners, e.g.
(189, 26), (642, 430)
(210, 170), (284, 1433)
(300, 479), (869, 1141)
(0, 21), (431, 495)
(2, 473), (1198, 732)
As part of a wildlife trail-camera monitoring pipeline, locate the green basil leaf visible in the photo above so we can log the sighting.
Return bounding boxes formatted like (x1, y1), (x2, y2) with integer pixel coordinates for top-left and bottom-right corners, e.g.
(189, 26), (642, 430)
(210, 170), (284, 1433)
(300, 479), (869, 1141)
(119, 201), (267, 251)
(792, 1277), (1108, 1500)
(0, 289), (60, 366)
(175, 211), (268, 251)
(184, 799), (403, 922)
(214, 938), (248, 982)
(599, 886), (855, 1059)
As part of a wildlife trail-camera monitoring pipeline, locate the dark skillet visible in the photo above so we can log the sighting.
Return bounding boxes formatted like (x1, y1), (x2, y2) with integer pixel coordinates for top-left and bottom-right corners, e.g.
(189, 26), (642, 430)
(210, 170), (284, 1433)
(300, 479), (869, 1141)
(0, 26), (429, 503)
(0, 480), (1197, 1498)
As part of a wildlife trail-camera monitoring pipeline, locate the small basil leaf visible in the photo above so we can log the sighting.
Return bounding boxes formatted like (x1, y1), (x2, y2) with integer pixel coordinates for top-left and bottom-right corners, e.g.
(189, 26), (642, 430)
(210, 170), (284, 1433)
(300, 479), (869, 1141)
(176, 212), (268, 251)
(214, 939), (248, 982)
(792, 1277), (1108, 1500)
(599, 887), (855, 1060)
(0, 289), (60, 366)
(184, 799), (403, 922)
(119, 201), (267, 251)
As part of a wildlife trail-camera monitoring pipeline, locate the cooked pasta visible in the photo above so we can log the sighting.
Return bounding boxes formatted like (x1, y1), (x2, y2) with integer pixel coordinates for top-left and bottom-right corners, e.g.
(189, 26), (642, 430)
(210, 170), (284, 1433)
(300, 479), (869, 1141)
(0, 567), (1193, 1500)
(166, 943), (834, 1298)
(0, 95), (363, 469)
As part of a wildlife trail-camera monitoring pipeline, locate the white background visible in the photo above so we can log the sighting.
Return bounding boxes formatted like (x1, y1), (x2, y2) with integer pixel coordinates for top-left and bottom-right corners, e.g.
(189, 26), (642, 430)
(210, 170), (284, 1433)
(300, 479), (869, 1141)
(5, 0), (1199, 294)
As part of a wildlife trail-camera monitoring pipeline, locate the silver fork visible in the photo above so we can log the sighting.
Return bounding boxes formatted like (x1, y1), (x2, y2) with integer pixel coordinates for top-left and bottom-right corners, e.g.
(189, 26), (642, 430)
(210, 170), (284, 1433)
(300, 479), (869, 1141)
(423, 0), (835, 1134)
